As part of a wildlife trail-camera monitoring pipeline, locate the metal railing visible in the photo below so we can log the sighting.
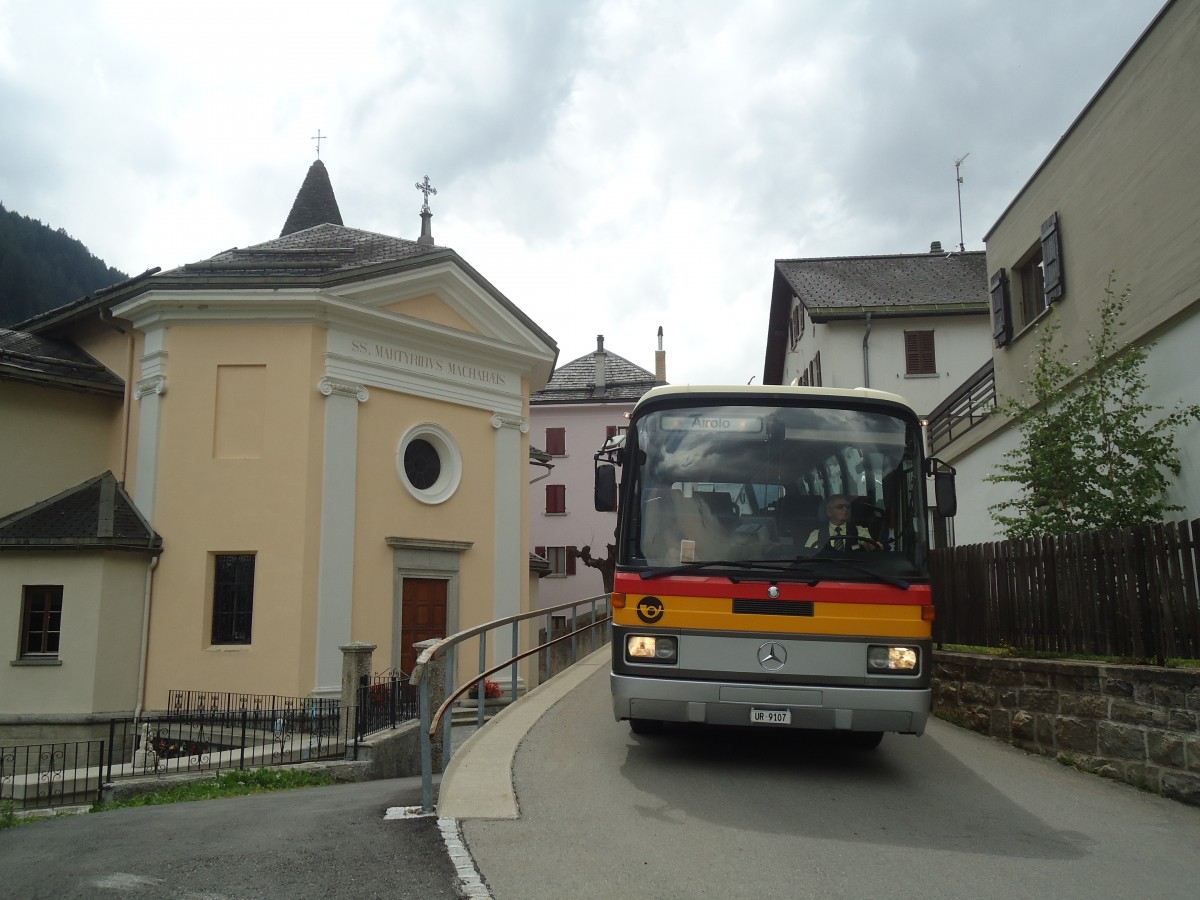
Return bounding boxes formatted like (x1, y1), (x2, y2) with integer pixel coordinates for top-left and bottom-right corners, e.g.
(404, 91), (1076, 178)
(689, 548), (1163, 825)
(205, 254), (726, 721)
(355, 669), (419, 739)
(104, 703), (350, 783)
(926, 359), (996, 453)
(409, 594), (612, 812)
(1, 739), (106, 810)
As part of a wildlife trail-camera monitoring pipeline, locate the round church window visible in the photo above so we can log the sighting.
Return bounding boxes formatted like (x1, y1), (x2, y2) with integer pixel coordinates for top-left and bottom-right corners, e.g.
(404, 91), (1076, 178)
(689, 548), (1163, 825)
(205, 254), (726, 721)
(404, 439), (441, 489)
(397, 423), (462, 504)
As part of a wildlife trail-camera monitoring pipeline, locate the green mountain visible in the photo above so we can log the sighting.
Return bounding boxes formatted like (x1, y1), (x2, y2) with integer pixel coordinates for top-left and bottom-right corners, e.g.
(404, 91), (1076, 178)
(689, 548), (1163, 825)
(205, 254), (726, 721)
(0, 202), (129, 327)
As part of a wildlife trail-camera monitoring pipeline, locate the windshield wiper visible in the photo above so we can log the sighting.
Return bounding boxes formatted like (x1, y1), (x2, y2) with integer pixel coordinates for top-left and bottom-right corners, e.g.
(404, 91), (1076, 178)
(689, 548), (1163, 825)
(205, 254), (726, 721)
(640, 559), (802, 580)
(640, 556), (909, 590)
(797, 555), (910, 590)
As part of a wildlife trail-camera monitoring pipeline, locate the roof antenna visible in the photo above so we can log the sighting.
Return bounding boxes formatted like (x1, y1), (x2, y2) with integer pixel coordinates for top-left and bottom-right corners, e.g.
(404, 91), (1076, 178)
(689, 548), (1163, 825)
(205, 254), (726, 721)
(955, 153), (970, 252)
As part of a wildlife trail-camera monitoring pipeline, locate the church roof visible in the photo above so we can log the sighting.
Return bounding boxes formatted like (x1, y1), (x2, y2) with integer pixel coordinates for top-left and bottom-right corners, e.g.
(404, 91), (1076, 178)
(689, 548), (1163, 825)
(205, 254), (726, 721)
(167, 222), (441, 280)
(0, 328), (124, 395)
(531, 348), (659, 404)
(281, 159), (344, 236)
(0, 471), (162, 553)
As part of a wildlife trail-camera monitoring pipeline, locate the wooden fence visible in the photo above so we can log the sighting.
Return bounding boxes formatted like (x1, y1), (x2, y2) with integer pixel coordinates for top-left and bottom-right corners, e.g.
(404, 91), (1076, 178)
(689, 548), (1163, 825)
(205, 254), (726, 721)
(930, 519), (1200, 663)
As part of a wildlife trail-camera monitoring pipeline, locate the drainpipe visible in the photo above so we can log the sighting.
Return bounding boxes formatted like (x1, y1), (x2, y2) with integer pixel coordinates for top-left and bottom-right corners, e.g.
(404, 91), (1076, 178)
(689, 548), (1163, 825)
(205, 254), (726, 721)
(133, 556), (159, 723)
(99, 307), (135, 486)
(862, 312), (872, 389)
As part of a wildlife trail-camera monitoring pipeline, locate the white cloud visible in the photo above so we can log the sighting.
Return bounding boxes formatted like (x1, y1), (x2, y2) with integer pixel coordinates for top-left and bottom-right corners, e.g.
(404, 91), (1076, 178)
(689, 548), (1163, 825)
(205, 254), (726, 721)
(0, 0), (1164, 383)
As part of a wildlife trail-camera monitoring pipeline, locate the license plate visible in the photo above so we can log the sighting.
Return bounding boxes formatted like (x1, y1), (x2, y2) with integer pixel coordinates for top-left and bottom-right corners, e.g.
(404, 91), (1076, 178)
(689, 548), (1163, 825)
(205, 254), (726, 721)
(750, 708), (791, 725)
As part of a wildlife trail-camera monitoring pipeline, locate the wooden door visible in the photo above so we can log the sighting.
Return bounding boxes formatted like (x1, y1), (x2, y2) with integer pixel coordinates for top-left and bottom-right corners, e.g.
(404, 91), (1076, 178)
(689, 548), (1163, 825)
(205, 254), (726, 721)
(400, 578), (447, 676)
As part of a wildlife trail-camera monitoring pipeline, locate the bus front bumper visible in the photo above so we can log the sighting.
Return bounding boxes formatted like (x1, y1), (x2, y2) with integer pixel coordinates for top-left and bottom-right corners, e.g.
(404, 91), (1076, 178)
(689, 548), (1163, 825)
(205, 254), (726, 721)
(611, 672), (931, 735)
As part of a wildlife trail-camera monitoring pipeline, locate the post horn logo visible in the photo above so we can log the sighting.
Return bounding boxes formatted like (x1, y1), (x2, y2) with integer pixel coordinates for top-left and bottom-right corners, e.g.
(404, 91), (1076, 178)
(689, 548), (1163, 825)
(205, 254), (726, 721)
(636, 597), (665, 624)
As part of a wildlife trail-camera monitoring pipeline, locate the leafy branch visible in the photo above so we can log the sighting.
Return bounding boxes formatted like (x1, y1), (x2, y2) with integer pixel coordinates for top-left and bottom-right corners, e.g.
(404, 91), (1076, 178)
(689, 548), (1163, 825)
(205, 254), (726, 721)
(988, 274), (1200, 538)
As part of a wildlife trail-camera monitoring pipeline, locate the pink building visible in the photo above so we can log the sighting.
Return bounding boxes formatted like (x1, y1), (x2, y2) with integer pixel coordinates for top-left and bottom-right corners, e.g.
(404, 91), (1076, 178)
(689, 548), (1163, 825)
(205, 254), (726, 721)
(529, 334), (664, 608)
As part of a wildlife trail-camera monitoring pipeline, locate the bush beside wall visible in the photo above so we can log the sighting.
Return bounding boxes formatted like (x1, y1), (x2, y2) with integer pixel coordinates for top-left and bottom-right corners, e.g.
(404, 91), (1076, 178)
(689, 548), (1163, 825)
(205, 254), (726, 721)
(933, 651), (1200, 806)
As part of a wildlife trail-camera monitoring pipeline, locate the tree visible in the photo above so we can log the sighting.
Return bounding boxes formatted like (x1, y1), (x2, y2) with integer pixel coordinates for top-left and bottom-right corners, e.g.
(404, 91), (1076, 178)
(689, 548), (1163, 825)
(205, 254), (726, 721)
(572, 541), (616, 594)
(988, 275), (1200, 538)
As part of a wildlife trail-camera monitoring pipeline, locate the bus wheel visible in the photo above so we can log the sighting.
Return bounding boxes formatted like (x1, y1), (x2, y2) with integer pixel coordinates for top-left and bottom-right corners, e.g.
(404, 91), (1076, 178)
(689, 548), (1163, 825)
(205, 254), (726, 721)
(629, 718), (663, 735)
(844, 731), (883, 749)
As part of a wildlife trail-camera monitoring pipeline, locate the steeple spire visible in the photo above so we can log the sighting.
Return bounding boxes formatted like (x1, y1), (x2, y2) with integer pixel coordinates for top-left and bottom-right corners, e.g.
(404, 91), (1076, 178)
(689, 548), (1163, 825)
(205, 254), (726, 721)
(281, 159), (344, 236)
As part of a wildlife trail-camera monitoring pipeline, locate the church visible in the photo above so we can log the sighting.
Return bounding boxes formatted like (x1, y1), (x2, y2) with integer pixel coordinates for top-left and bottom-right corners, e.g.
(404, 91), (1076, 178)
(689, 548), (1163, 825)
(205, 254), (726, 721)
(0, 161), (558, 741)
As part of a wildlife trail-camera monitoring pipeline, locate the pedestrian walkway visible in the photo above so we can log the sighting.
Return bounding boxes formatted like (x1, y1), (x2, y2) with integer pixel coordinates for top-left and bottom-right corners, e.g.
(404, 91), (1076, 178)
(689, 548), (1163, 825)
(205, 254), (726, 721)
(438, 644), (610, 819)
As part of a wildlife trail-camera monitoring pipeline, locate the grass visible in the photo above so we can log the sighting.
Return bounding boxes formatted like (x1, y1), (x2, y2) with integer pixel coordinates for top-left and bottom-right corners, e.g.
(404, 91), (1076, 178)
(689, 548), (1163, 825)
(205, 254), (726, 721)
(938, 644), (1200, 668)
(1, 768), (336, 827)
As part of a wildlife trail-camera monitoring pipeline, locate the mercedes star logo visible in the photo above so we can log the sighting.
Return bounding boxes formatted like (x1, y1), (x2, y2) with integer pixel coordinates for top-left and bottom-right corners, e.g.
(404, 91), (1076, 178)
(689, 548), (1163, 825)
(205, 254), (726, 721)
(757, 641), (787, 671)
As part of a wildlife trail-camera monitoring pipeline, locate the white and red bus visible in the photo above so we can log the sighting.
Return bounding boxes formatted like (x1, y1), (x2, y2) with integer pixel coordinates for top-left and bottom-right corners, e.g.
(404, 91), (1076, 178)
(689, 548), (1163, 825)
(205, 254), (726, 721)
(595, 385), (956, 748)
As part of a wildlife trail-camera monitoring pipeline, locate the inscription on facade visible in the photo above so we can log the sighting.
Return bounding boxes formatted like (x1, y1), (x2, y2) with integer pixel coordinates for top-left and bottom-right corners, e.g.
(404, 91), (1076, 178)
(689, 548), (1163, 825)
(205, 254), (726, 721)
(349, 339), (507, 387)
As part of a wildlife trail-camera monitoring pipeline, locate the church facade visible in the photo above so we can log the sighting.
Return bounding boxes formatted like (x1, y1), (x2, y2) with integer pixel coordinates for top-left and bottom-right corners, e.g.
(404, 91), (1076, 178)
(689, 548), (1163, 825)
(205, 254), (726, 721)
(0, 163), (557, 738)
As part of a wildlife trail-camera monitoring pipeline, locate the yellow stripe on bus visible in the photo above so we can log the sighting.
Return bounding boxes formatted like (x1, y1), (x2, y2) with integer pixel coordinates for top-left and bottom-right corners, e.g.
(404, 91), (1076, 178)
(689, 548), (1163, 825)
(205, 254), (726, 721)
(614, 595), (931, 639)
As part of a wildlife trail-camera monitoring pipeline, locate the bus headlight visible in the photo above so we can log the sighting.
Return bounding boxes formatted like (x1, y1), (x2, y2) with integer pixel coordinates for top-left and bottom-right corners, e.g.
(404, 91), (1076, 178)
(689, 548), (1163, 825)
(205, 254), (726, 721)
(626, 635), (678, 664)
(867, 645), (919, 674)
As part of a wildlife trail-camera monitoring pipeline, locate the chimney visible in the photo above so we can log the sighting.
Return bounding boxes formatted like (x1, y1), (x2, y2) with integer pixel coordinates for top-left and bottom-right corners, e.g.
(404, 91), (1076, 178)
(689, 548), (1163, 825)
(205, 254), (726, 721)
(929, 240), (944, 254)
(593, 335), (607, 394)
(655, 326), (666, 383)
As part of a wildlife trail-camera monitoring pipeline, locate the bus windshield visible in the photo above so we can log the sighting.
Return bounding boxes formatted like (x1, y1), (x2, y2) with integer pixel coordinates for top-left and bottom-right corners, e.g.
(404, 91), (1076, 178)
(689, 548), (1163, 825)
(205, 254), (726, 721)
(622, 402), (927, 580)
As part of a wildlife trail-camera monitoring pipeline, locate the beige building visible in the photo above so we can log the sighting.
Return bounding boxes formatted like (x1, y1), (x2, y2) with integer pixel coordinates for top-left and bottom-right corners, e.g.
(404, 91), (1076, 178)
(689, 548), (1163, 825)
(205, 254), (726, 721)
(0, 162), (557, 738)
(928, 0), (1200, 544)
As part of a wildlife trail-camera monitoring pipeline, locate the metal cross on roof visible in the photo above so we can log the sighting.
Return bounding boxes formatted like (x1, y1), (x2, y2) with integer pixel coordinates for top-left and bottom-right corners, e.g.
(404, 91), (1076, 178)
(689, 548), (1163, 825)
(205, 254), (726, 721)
(415, 175), (437, 213)
(311, 129), (328, 158)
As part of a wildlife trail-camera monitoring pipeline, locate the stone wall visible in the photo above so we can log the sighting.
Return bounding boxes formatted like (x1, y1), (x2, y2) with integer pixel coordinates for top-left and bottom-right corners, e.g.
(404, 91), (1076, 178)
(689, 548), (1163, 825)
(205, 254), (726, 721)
(933, 651), (1200, 806)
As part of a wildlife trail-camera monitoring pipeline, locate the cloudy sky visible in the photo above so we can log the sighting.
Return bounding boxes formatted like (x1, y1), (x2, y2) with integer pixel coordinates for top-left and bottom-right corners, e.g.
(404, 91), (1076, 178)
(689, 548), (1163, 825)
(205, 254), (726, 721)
(0, 0), (1165, 385)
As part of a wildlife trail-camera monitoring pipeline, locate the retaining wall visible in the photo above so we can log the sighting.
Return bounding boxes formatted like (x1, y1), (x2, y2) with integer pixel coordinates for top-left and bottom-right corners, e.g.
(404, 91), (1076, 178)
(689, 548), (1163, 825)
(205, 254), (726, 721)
(932, 651), (1200, 806)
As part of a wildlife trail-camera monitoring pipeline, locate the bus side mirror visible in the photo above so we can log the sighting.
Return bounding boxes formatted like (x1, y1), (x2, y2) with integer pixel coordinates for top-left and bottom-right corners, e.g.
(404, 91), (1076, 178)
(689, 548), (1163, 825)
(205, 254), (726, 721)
(933, 464), (957, 518)
(595, 464), (617, 512)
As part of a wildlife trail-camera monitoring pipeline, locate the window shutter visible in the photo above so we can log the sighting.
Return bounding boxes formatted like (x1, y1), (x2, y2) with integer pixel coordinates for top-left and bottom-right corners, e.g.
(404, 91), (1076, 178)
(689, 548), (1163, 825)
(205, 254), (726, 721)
(546, 484), (566, 514)
(566, 546), (577, 575)
(814, 350), (822, 386)
(535, 546), (546, 558)
(1041, 212), (1065, 303)
(990, 269), (1011, 347)
(904, 331), (936, 375)
(545, 427), (566, 457)
(606, 425), (618, 439)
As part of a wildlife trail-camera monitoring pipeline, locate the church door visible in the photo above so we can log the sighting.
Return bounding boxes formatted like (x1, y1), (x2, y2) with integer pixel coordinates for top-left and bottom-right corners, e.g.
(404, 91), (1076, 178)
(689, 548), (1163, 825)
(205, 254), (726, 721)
(400, 578), (448, 676)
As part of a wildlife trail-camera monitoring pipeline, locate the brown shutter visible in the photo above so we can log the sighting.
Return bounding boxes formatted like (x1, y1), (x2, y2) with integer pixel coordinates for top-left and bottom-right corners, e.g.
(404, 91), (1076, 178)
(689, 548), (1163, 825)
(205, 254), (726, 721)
(566, 546), (577, 575)
(546, 484), (566, 514)
(545, 427), (566, 456)
(904, 330), (936, 375)
(1041, 212), (1065, 303)
(535, 546), (545, 558)
(990, 269), (1011, 347)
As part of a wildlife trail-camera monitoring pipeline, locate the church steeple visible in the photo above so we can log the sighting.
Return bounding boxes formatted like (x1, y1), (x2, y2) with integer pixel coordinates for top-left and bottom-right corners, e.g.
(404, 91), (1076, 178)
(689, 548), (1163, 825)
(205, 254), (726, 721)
(281, 159), (344, 236)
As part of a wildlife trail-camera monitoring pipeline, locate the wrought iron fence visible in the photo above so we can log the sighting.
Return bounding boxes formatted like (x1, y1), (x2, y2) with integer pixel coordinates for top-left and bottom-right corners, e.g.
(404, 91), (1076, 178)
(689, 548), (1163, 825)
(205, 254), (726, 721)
(168, 689), (340, 722)
(355, 669), (419, 738)
(105, 702), (350, 784)
(1, 740), (106, 810)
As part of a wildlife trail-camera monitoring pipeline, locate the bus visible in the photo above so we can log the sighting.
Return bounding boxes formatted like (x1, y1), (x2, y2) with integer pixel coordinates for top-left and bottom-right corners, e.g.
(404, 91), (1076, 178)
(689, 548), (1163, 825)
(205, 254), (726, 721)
(594, 384), (956, 748)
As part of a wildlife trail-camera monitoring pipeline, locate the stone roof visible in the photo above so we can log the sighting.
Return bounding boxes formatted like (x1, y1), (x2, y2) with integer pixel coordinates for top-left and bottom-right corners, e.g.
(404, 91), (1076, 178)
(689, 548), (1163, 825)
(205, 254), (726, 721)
(531, 349), (659, 404)
(165, 223), (442, 280)
(776, 250), (987, 319)
(0, 329), (124, 395)
(281, 159), (344, 236)
(0, 471), (162, 553)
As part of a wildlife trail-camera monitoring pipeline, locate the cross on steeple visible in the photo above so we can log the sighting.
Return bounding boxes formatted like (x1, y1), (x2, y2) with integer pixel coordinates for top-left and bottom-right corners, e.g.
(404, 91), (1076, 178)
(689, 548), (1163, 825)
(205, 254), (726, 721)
(311, 129), (328, 158)
(415, 175), (437, 213)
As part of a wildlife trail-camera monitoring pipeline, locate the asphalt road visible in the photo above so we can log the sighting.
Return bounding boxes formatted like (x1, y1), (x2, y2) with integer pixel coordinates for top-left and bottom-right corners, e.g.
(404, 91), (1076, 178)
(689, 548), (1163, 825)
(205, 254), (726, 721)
(0, 776), (461, 899)
(463, 663), (1200, 900)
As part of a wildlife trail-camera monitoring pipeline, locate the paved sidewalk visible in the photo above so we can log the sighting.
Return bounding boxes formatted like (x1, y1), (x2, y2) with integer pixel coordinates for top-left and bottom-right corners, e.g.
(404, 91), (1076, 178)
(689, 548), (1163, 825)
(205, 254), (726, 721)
(438, 645), (610, 819)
